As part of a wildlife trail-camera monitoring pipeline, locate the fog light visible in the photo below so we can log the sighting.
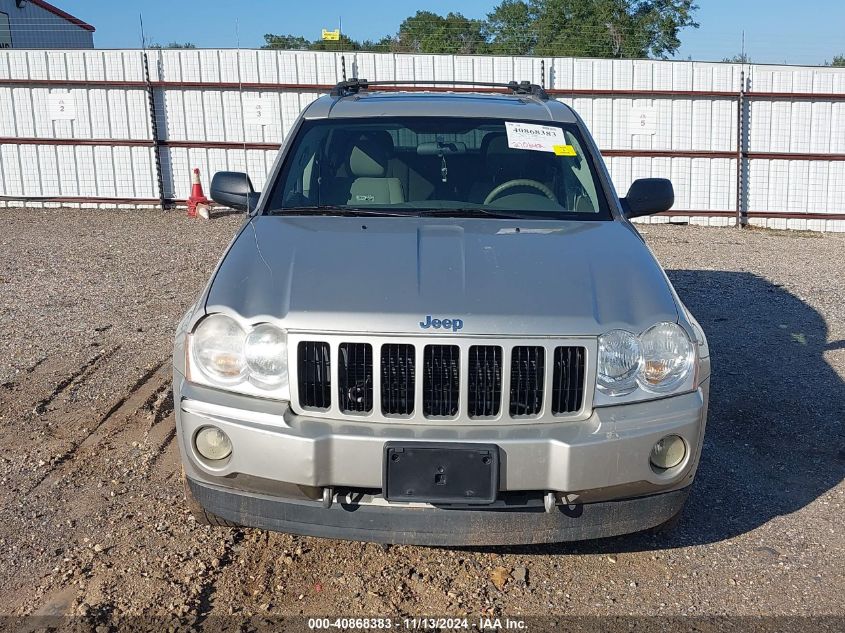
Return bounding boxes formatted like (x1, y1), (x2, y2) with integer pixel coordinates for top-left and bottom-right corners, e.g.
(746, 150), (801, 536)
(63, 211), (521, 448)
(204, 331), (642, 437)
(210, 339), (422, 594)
(195, 426), (232, 460)
(649, 435), (686, 470)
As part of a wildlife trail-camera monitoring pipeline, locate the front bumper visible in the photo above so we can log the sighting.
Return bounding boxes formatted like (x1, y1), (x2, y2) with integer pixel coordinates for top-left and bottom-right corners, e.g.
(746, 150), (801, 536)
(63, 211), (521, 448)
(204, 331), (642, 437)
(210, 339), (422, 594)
(176, 372), (708, 498)
(188, 476), (690, 546)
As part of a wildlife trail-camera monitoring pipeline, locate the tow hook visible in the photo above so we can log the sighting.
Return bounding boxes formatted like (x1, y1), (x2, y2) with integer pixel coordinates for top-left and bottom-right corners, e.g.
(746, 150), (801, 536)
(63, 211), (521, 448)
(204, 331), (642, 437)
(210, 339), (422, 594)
(322, 486), (334, 509)
(544, 491), (556, 513)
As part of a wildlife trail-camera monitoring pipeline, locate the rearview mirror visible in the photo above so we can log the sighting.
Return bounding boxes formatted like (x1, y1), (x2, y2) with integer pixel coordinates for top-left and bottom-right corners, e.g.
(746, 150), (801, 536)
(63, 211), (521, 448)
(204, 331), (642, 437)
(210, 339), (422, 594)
(210, 171), (260, 212)
(417, 141), (467, 156)
(621, 178), (674, 219)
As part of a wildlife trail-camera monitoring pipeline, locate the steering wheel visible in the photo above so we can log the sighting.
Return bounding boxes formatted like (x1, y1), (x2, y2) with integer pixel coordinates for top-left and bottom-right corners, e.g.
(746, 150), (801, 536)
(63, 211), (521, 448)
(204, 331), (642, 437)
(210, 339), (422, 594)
(484, 179), (556, 205)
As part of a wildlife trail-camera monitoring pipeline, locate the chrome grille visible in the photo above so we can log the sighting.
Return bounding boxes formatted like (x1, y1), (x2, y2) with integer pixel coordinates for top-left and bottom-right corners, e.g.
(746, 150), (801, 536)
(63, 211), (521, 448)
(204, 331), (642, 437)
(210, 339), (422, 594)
(423, 345), (460, 417)
(290, 335), (592, 424)
(467, 345), (502, 418)
(552, 346), (586, 414)
(297, 341), (331, 409)
(509, 346), (545, 417)
(338, 343), (372, 413)
(381, 344), (415, 415)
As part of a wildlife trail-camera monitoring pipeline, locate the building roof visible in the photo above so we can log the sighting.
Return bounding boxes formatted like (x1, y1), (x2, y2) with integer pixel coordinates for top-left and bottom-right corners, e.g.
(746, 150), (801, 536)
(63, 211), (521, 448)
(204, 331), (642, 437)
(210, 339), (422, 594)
(29, 0), (95, 32)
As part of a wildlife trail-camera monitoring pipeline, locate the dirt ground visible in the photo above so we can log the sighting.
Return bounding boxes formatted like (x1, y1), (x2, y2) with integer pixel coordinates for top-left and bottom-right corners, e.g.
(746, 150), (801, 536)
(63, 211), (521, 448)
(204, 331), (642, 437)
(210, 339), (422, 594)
(0, 208), (843, 628)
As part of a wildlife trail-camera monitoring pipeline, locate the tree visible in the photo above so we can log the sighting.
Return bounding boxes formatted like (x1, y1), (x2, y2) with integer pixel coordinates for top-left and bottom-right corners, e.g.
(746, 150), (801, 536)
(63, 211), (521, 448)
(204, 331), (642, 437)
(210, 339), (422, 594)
(149, 42), (197, 49)
(309, 34), (362, 52)
(360, 36), (395, 53)
(487, 0), (698, 59)
(832, 55), (845, 67)
(262, 32), (364, 52)
(393, 11), (487, 55)
(259, 1), (699, 59)
(485, 0), (536, 55)
(262, 33), (311, 50)
(632, 0), (700, 59)
(722, 53), (751, 63)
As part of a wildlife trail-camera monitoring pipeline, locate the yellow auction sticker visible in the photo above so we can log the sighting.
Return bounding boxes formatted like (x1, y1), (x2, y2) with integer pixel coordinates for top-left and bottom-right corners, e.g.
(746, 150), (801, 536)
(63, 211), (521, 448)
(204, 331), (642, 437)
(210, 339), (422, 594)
(553, 145), (577, 156)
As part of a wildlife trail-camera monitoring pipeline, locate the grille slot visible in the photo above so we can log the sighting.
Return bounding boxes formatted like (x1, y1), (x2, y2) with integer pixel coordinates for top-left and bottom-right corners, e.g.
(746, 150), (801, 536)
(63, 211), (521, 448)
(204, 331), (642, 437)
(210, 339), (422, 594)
(552, 346), (586, 414)
(338, 343), (372, 413)
(293, 338), (588, 423)
(467, 346), (502, 418)
(297, 342), (331, 409)
(509, 346), (545, 417)
(381, 344), (415, 415)
(423, 345), (460, 417)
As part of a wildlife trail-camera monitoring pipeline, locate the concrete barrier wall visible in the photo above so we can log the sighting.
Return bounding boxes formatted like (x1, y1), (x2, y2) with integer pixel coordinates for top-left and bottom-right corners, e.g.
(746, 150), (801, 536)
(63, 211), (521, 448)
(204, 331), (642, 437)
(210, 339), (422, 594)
(0, 48), (843, 230)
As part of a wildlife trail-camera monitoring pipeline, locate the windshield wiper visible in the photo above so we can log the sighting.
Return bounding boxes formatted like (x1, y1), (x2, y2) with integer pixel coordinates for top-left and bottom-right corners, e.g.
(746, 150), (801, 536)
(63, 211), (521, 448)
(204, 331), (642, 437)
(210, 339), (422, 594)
(415, 208), (526, 219)
(271, 206), (546, 219)
(272, 206), (411, 217)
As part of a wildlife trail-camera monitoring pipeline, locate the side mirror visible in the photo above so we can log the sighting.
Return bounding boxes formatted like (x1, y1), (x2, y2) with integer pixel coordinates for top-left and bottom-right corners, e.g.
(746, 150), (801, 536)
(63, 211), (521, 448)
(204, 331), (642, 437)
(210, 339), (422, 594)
(210, 171), (260, 212)
(621, 178), (674, 219)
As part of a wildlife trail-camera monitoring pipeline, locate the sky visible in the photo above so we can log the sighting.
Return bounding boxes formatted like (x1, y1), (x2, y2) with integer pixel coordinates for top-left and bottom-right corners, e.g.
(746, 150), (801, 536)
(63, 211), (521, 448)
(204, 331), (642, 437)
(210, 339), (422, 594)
(52, 0), (845, 66)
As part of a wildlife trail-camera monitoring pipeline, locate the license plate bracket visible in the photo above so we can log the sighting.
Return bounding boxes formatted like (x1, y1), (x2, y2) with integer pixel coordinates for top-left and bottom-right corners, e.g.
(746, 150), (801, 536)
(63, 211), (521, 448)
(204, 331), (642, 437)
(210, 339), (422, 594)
(383, 442), (499, 505)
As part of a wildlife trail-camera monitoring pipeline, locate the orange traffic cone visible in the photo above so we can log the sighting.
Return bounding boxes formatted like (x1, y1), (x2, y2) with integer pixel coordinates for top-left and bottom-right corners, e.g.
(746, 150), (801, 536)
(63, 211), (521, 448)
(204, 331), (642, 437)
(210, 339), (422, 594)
(187, 167), (211, 219)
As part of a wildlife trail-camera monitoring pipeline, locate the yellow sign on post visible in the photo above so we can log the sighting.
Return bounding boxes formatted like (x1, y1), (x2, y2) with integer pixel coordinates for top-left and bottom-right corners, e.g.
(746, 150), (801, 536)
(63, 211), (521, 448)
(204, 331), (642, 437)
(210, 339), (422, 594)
(321, 29), (340, 41)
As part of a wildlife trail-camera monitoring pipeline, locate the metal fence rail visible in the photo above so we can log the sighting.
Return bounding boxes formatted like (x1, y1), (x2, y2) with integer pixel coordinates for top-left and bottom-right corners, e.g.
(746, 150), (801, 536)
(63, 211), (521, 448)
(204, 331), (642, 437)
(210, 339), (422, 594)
(1, 49), (844, 231)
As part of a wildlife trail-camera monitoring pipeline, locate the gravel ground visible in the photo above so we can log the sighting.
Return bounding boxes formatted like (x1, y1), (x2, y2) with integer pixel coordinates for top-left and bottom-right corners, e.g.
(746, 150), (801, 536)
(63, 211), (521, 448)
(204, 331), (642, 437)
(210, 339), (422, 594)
(0, 207), (843, 628)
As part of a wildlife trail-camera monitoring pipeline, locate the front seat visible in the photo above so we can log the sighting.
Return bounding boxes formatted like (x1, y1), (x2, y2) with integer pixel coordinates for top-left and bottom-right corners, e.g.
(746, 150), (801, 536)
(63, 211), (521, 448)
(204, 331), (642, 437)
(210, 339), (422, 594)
(471, 133), (562, 205)
(347, 132), (405, 205)
(469, 133), (533, 203)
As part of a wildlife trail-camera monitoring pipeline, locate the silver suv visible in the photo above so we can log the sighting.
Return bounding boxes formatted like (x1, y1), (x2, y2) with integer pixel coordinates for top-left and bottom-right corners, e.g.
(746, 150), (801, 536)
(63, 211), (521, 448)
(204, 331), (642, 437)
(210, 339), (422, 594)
(174, 80), (711, 546)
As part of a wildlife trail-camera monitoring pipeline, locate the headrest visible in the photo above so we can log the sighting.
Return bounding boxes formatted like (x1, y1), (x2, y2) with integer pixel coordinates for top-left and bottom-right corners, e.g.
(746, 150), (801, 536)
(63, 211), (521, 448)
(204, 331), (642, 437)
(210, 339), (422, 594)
(481, 132), (555, 182)
(348, 132), (394, 178)
(482, 133), (510, 158)
(482, 132), (531, 178)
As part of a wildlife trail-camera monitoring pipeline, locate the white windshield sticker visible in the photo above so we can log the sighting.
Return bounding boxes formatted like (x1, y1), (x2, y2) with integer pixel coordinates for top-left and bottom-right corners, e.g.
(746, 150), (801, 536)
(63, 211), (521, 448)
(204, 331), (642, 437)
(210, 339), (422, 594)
(505, 121), (566, 153)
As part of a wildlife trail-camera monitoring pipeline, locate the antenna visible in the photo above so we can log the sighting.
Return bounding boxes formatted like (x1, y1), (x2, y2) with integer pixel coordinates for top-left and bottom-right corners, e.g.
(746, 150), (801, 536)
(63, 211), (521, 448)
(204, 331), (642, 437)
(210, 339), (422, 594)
(237, 18), (249, 213)
(339, 16), (346, 80)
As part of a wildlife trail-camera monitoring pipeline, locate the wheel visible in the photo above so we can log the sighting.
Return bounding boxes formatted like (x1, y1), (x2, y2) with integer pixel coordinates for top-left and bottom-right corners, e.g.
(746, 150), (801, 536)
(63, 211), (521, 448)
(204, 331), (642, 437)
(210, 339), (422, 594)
(181, 467), (239, 527)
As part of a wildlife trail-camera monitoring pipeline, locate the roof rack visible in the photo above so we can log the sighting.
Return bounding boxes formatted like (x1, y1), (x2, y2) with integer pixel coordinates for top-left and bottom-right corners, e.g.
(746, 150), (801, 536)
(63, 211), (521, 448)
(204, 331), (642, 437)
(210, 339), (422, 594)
(330, 79), (549, 101)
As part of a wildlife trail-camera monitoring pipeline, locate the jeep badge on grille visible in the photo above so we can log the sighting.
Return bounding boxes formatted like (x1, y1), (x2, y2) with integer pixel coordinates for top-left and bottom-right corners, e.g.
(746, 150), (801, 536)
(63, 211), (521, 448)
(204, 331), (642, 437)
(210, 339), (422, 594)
(419, 315), (464, 332)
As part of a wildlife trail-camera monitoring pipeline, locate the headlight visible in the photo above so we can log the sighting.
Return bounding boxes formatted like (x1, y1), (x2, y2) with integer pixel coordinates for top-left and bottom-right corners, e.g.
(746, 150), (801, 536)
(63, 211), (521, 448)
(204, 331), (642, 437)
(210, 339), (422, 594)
(639, 322), (694, 392)
(597, 322), (697, 400)
(192, 314), (247, 384)
(245, 324), (288, 388)
(597, 329), (642, 395)
(188, 315), (289, 398)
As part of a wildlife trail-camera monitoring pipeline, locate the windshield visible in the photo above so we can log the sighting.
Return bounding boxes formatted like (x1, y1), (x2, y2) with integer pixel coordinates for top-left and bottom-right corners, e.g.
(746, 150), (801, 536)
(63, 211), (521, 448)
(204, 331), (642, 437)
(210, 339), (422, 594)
(265, 116), (611, 219)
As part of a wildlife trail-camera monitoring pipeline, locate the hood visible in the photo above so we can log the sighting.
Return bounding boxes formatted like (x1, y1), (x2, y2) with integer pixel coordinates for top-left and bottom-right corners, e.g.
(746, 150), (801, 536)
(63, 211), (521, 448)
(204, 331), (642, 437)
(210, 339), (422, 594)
(205, 216), (678, 336)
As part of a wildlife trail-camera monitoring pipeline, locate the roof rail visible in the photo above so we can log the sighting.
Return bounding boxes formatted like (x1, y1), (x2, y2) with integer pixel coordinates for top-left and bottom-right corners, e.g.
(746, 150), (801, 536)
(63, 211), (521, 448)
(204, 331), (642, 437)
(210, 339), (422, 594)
(330, 79), (549, 101)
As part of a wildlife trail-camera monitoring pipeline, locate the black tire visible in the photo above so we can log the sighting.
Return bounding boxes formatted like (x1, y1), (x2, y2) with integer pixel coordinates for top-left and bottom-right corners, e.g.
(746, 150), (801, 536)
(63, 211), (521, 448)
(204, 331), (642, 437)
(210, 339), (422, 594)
(182, 468), (239, 527)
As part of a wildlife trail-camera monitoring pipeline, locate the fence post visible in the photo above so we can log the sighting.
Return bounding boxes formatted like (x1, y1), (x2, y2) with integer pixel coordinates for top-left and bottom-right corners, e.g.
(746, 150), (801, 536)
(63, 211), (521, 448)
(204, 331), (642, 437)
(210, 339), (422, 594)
(142, 50), (166, 210)
(735, 69), (747, 228)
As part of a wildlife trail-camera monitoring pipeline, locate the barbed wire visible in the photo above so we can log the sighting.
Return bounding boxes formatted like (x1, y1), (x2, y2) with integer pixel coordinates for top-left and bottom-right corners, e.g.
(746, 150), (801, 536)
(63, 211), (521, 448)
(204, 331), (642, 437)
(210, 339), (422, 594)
(4, 19), (839, 63)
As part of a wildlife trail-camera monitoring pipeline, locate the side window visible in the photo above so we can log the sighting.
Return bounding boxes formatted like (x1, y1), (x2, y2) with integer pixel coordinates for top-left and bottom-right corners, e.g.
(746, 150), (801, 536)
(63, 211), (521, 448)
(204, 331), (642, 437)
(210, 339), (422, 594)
(276, 127), (324, 206)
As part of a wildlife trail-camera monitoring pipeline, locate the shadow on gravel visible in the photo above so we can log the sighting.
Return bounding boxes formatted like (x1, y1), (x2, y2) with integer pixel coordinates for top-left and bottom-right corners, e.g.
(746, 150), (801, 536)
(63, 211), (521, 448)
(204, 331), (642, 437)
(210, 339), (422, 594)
(483, 270), (845, 556)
